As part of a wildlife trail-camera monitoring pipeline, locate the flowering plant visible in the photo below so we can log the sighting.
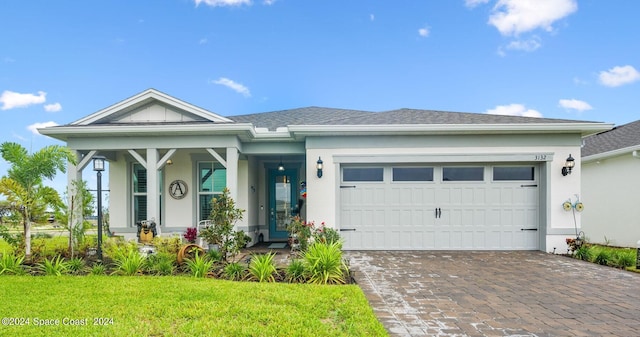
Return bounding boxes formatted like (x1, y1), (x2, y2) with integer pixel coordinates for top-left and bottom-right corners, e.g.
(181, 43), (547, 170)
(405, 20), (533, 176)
(287, 217), (341, 251)
(183, 227), (198, 244)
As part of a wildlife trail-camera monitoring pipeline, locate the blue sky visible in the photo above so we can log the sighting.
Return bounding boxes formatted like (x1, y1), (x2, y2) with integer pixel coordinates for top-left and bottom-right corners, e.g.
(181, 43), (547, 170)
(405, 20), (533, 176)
(1, 0), (639, 193)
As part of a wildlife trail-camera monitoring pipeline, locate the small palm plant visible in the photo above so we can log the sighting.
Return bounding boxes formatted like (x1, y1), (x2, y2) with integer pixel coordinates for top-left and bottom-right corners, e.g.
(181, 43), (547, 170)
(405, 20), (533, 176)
(285, 259), (306, 283)
(0, 250), (26, 275)
(303, 241), (348, 285)
(223, 262), (246, 281)
(36, 255), (69, 276)
(66, 257), (85, 275)
(248, 253), (277, 283)
(184, 252), (213, 278)
(112, 250), (147, 276)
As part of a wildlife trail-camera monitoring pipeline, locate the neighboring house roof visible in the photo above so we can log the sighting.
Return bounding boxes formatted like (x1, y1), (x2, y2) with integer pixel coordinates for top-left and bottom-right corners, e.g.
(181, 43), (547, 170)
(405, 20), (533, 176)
(582, 119), (640, 159)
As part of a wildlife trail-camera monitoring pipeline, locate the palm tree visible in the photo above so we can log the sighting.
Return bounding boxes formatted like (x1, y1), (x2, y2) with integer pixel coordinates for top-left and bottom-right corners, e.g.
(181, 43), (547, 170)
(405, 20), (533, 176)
(0, 142), (76, 259)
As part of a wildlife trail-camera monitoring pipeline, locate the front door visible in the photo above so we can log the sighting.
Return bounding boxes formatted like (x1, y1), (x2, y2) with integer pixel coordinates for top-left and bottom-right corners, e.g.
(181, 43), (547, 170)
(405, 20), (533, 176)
(269, 169), (298, 240)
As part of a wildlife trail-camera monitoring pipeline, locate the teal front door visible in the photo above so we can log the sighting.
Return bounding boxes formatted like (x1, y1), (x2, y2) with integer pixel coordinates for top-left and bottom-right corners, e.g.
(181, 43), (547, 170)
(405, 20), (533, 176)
(269, 169), (298, 240)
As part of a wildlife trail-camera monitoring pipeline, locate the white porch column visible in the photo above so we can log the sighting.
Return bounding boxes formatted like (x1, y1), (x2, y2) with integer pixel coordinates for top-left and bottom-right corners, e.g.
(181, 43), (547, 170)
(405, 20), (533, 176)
(226, 147), (239, 201)
(68, 151), (83, 234)
(146, 148), (160, 233)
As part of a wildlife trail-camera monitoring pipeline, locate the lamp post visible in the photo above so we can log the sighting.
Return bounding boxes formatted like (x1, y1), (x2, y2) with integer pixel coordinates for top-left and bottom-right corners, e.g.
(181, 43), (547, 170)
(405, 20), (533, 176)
(93, 155), (106, 261)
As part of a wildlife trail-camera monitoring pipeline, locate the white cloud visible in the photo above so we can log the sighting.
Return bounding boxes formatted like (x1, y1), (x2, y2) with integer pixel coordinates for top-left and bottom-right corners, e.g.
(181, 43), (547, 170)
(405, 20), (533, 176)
(195, 0), (251, 7)
(212, 77), (251, 97)
(44, 102), (62, 112)
(0, 90), (47, 110)
(418, 27), (430, 37)
(263, 0), (275, 4)
(370, 14), (375, 21)
(505, 36), (541, 52)
(485, 104), (542, 118)
(28, 121), (58, 135)
(488, 0), (578, 36)
(199, 38), (208, 45)
(559, 99), (592, 112)
(599, 65), (640, 87)
(465, 0), (490, 8)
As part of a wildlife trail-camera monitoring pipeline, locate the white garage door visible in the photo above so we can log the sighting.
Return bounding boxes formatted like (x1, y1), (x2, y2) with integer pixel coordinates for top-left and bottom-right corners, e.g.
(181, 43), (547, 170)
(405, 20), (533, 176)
(340, 165), (539, 250)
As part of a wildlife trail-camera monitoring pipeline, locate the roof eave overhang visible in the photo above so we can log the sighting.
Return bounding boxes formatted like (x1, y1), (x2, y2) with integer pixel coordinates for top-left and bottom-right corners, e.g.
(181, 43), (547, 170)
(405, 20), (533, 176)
(38, 123), (258, 141)
(288, 123), (614, 137)
(583, 145), (640, 163)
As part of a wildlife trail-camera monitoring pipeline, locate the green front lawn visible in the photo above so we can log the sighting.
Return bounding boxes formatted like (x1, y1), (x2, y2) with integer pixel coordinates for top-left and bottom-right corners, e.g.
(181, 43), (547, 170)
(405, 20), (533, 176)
(0, 276), (387, 337)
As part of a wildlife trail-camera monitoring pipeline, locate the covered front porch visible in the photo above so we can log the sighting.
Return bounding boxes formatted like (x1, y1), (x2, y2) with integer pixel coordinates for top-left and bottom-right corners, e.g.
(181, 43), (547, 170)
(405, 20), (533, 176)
(68, 145), (307, 246)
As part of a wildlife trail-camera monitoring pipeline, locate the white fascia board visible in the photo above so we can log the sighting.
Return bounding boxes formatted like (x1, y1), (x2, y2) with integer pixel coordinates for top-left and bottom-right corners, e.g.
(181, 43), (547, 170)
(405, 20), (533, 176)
(582, 145), (640, 163)
(72, 89), (233, 125)
(39, 123), (257, 140)
(288, 123), (613, 136)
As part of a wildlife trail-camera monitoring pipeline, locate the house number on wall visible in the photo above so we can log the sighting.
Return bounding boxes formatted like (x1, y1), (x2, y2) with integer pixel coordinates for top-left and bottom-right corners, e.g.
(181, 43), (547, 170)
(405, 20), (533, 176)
(169, 180), (188, 199)
(534, 154), (547, 161)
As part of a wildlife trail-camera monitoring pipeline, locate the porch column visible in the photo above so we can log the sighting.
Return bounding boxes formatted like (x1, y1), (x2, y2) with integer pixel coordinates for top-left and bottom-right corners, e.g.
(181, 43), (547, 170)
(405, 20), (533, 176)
(146, 148), (160, 233)
(226, 147), (239, 201)
(67, 150), (83, 238)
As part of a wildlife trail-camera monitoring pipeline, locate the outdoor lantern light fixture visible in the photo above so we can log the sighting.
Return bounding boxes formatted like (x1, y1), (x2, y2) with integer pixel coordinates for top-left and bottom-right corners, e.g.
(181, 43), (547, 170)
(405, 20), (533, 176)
(316, 157), (323, 178)
(277, 157), (285, 171)
(92, 155), (106, 261)
(561, 154), (575, 176)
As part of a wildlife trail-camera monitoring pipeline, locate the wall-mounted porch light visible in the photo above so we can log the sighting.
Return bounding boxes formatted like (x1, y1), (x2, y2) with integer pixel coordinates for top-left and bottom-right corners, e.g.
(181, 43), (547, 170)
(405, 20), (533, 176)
(561, 154), (575, 176)
(316, 157), (323, 178)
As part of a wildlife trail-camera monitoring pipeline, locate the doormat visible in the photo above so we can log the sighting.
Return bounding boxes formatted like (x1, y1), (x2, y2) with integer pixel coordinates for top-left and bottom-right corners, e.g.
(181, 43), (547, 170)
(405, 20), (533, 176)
(268, 243), (287, 249)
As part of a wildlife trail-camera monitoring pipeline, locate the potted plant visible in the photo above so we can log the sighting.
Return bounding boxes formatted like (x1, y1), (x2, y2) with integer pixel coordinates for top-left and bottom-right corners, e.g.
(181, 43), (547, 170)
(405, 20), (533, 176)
(199, 224), (221, 251)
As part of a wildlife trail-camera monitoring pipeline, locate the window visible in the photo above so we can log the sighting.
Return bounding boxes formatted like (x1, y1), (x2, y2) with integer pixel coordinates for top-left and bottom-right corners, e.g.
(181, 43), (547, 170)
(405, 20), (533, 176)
(443, 167), (484, 181)
(198, 162), (226, 221)
(393, 167), (434, 181)
(132, 163), (163, 225)
(343, 168), (384, 182)
(493, 167), (535, 181)
(132, 163), (147, 223)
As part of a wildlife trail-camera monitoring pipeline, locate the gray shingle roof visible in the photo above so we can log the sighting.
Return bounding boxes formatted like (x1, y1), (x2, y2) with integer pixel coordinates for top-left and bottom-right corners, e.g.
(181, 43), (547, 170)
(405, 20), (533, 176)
(582, 119), (640, 157)
(229, 107), (597, 130)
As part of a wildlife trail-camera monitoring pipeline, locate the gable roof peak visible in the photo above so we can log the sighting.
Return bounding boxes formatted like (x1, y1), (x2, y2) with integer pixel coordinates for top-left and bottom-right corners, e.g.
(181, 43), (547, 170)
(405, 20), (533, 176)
(71, 88), (233, 126)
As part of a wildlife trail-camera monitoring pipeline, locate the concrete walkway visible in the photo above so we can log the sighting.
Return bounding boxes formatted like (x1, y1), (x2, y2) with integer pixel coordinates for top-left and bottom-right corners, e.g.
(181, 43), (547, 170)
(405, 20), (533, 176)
(345, 251), (640, 337)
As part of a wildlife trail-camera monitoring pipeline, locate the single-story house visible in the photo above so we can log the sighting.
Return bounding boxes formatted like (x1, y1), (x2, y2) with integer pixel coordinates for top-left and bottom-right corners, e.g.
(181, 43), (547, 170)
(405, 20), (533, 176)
(581, 119), (640, 248)
(40, 89), (612, 252)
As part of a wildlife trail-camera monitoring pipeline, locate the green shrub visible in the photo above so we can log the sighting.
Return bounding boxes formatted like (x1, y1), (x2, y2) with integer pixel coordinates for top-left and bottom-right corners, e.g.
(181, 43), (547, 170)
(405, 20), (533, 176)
(591, 248), (611, 266)
(611, 250), (636, 268)
(148, 252), (176, 276)
(0, 250), (26, 275)
(90, 263), (107, 276)
(248, 253), (277, 283)
(112, 250), (147, 276)
(184, 252), (213, 278)
(573, 245), (592, 261)
(152, 236), (183, 255)
(285, 259), (306, 283)
(303, 241), (347, 284)
(223, 262), (246, 281)
(66, 257), (85, 274)
(36, 255), (69, 276)
(206, 248), (223, 262)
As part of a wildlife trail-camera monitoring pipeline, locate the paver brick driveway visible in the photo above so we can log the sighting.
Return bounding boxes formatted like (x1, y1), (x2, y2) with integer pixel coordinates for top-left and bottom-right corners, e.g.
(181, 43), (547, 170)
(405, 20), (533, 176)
(345, 251), (640, 337)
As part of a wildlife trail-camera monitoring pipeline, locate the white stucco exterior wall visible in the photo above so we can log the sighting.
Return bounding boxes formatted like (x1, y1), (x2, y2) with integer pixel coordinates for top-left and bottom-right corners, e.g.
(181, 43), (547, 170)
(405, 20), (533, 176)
(582, 154), (640, 247)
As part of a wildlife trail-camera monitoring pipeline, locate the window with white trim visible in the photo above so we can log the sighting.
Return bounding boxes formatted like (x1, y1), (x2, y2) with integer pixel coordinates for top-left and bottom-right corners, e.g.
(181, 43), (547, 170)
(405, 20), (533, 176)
(198, 162), (226, 221)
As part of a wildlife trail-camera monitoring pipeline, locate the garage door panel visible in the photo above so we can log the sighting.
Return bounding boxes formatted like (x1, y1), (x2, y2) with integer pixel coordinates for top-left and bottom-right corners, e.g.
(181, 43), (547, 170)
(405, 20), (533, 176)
(341, 165), (539, 250)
